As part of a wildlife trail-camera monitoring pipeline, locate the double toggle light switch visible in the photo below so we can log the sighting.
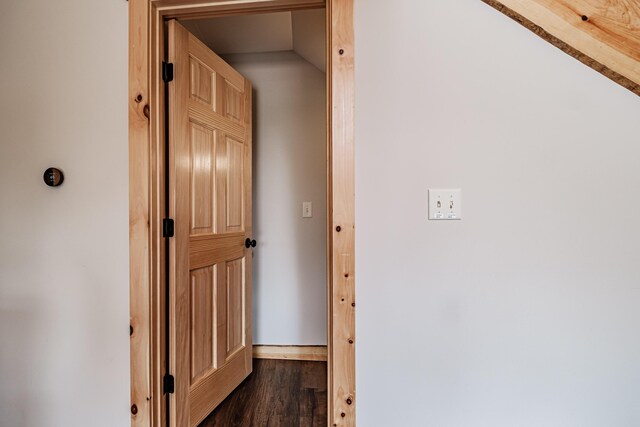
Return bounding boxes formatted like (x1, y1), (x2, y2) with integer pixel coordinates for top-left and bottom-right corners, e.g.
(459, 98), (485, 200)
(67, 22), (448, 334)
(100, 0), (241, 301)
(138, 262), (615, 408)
(428, 189), (462, 220)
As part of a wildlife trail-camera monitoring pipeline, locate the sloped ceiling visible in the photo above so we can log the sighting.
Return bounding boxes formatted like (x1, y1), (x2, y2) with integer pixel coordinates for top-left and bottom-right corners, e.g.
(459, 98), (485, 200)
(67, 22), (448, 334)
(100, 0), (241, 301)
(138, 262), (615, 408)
(292, 10), (326, 72)
(181, 9), (326, 72)
(482, 0), (640, 96)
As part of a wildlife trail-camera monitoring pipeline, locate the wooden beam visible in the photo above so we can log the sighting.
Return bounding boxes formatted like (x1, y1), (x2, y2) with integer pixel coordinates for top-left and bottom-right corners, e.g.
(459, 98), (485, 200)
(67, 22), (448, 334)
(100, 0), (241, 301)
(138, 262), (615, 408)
(483, 0), (640, 96)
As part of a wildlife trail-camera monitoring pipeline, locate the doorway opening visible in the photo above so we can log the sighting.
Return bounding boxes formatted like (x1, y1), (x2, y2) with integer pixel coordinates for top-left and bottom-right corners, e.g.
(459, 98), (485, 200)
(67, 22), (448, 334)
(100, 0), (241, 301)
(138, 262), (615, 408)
(129, 1), (355, 426)
(177, 10), (327, 425)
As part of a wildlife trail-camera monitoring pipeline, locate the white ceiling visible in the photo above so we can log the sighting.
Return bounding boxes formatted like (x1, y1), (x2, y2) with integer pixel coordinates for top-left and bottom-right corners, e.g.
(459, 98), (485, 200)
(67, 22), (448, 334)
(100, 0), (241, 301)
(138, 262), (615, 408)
(181, 10), (326, 72)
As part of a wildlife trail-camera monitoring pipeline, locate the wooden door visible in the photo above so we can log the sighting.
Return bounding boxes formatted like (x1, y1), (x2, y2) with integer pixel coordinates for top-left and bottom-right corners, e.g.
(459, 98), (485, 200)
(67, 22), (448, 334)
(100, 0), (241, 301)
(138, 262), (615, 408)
(167, 19), (253, 427)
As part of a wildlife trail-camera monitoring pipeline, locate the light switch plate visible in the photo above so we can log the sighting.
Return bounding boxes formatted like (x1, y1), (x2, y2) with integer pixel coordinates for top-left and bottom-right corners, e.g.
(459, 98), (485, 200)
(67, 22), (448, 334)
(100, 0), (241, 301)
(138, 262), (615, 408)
(302, 202), (313, 218)
(428, 189), (462, 220)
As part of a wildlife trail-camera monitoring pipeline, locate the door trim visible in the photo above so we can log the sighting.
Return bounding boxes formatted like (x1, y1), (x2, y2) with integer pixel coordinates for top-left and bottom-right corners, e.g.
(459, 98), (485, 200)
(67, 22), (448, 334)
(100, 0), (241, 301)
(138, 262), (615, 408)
(128, 1), (356, 426)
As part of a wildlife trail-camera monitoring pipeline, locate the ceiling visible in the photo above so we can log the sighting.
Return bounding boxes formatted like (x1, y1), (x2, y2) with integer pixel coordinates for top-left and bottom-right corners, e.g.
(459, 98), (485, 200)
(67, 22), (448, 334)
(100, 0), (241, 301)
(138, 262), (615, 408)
(181, 9), (326, 72)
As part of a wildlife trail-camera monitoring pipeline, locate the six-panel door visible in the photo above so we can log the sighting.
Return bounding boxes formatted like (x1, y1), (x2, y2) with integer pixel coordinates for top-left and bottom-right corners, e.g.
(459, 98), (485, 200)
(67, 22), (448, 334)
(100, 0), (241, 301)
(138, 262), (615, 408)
(168, 19), (253, 427)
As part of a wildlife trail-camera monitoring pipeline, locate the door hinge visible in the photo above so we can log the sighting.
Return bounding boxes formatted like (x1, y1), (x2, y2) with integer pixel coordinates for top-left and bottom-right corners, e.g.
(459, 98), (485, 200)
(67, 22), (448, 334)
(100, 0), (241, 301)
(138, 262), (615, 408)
(162, 61), (174, 83)
(163, 218), (174, 238)
(163, 374), (175, 394)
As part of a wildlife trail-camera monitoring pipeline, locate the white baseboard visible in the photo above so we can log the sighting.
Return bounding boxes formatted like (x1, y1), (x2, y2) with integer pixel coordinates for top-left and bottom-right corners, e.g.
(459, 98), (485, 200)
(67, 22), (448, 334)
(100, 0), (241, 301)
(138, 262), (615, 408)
(253, 345), (327, 361)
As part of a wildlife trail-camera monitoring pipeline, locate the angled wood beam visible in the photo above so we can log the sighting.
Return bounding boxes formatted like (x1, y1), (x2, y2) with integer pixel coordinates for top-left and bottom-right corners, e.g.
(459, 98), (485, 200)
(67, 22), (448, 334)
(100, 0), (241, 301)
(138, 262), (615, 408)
(482, 0), (640, 96)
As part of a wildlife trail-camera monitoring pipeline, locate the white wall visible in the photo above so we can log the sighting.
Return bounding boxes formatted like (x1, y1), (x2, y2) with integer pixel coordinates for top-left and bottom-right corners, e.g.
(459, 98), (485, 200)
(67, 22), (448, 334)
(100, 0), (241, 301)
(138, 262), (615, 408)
(292, 9), (327, 72)
(0, 1), (129, 426)
(182, 12), (293, 55)
(223, 51), (327, 345)
(3, 1), (640, 426)
(355, 1), (640, 426)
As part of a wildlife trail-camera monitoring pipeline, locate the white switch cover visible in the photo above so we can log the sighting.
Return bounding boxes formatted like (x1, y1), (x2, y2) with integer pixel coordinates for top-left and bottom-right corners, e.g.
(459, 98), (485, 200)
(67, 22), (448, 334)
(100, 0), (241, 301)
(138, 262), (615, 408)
(429, 189), (462, 220)
(302, 202), (313, 218)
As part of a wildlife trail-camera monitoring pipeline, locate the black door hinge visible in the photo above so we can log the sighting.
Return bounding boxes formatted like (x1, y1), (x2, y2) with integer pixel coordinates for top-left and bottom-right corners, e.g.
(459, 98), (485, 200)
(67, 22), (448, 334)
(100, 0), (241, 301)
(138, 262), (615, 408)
(163, 374), (175, 394)
(162, 62), (174, 83)
(163, 218), (174, 238)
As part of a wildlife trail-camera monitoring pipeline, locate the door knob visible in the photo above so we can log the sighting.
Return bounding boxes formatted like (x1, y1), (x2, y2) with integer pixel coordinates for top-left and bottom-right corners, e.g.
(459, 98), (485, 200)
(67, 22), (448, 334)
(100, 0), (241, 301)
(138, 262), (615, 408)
(245, 238), (257, 248)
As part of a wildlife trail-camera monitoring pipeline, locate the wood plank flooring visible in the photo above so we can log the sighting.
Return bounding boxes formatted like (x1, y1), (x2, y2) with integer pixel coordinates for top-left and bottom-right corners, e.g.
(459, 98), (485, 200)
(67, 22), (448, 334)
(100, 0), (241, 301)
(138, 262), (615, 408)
(198, 359), (327, 427)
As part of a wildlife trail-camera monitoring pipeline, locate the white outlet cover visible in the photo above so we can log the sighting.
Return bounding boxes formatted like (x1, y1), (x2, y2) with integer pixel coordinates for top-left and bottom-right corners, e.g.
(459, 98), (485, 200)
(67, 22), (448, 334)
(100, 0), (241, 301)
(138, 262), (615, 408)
(302, 201), (313, 218)
(428, 189), (462, 220)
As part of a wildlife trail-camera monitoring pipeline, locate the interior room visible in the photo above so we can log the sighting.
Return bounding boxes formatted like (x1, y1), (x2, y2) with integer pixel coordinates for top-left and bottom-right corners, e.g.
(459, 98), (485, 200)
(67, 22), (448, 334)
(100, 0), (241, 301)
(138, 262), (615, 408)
(1, 1), (639, 427)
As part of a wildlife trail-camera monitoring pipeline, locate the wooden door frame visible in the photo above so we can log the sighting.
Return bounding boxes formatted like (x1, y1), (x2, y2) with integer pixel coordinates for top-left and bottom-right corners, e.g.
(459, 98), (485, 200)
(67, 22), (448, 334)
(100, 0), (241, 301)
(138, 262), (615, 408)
(129, 1), (356, 426)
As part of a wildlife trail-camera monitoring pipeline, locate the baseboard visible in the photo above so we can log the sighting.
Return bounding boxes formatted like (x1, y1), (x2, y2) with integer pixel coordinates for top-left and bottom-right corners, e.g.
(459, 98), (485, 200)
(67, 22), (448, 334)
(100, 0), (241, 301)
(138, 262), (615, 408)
(253, 345), (327, 362)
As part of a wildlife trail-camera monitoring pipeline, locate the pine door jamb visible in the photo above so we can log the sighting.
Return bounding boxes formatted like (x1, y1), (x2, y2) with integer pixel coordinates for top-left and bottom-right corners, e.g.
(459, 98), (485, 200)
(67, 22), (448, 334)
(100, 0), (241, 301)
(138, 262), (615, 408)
(129, 1), (356, 426)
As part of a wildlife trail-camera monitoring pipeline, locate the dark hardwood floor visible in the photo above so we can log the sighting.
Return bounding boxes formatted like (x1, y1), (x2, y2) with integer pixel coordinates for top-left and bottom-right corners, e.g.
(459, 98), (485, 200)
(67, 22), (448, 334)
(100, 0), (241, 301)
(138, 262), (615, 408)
(198, 359), (327, 427)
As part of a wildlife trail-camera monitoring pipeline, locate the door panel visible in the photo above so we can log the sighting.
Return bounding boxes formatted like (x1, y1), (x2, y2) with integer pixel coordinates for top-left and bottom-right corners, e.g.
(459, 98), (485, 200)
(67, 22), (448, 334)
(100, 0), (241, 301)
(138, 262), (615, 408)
(190, 265), (215, 383)
(189, 58), (215, 107)
(168, 19), (253, 427)
(189, 123), (215, 236)
(225, 82), (245, 123)
(225, 137), (244, 232)
(225, 257), (245, 358)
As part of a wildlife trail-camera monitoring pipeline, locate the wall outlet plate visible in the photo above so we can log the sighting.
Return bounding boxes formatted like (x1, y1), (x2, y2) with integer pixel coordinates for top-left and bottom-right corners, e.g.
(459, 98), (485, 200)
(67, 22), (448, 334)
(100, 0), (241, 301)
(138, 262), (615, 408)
(428, 189), (462, 220)
(302, 201), (313, 218)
